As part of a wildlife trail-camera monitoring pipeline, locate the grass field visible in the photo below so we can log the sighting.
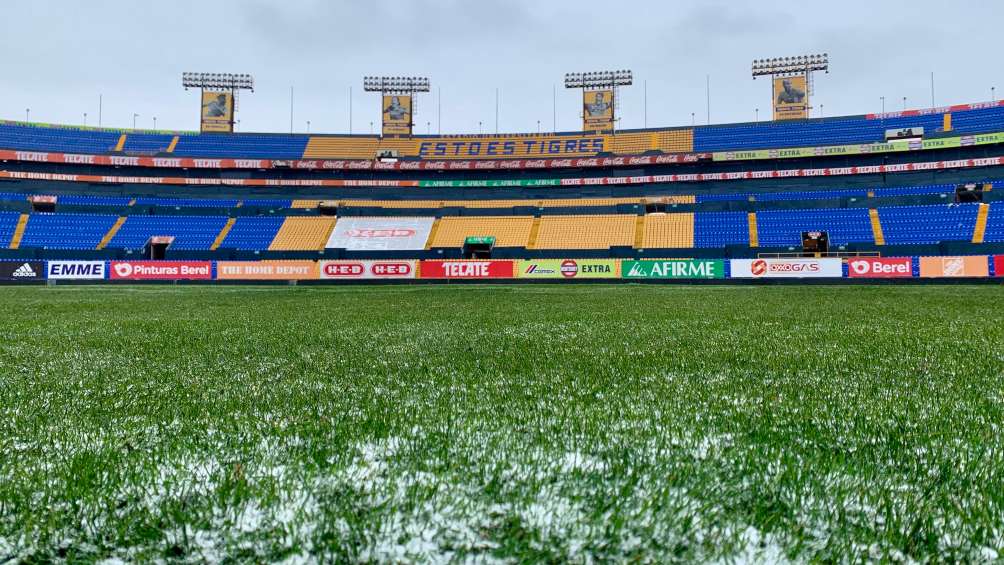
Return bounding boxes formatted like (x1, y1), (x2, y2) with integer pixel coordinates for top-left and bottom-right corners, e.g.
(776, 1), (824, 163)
(1, 285), (1003, 563)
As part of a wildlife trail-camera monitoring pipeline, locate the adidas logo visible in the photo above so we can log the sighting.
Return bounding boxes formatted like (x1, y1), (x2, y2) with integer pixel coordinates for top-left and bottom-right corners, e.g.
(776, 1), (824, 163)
(12, 263), (37, 278)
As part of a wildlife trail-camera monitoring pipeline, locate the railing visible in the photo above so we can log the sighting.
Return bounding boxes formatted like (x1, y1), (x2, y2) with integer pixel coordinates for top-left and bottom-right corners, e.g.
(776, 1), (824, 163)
(757, 251), (882, 259)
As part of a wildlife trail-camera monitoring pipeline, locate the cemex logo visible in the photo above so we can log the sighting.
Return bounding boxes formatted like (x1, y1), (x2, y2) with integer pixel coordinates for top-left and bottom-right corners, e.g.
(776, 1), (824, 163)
(560, 260), (578, 278)
(12, 263), (37, 278)
(847, 258), (912, 278)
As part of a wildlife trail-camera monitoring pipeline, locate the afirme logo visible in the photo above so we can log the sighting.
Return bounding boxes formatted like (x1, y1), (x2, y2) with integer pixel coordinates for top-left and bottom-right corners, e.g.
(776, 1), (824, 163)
(12, 263), (37, 278)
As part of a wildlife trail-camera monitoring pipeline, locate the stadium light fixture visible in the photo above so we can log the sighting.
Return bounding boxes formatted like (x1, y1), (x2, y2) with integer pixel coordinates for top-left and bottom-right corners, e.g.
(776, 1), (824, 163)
(182, 72), (255, 92)
(751, 53), (828, 78)
(362, 76), (431, 94)
(563, 70), (633, 89)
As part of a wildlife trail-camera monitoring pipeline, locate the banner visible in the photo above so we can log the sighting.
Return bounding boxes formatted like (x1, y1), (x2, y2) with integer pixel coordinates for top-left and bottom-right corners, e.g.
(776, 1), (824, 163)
(216, 261), (318, 280)
(0, 261), (44, 281)
(2, 155), (1002, 188)
(382, 94), (412, 136)
(419, 260), (514, 279)
(846, 258), (913, 278)
(200, 91), (234, 133)
(918, 256), (989, 278)
(773, 76), (808, 120)
(109, 261), (212, 280)
(621, 259), (725, 279)
(46, 260), (106, 280)
(325, 217), (434, 250)
(517, 259), (618, 279)
(319, 260), (417, 280)
(731, 258), (842, 278)
(583, 89), (615, 131)
(995, 255), (1004, 277)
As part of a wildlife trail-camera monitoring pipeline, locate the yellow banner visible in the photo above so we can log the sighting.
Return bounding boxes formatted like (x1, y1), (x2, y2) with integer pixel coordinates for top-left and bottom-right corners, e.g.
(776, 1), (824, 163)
(773, 76), (808, 120)
(200, 91), (233, 133)
(583, 89), (614, 131)
(382, 94), (413, 136)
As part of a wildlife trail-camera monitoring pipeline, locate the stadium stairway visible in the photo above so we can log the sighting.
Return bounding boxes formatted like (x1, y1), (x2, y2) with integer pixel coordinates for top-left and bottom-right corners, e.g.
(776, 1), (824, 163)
(8, 213), (28, 249)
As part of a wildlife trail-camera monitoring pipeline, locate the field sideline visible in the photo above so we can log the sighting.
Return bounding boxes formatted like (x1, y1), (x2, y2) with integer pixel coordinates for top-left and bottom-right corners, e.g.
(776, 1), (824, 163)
(1, 285), (1003, 562)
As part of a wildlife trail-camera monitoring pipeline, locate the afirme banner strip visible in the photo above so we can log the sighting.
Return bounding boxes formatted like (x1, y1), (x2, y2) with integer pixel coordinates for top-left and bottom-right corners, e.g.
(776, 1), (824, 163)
(46, 260), (106, 280)
(216, 261), (319, 280)
(517, 259), (618, 279)
(419, 260), (515, 279)
(319, 261), (417, 280)
(846, 258), (913, 278)
(0, 261), (44, 281)
(109, 261), (212, 280)
(621, 259), (725, 279)
(918, 256), (989, 278)
(730, 258), (843, 278)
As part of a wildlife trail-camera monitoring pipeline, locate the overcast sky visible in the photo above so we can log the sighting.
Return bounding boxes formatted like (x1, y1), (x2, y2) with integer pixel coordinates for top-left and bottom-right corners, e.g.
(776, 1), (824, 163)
(3, 0), (1002, 135)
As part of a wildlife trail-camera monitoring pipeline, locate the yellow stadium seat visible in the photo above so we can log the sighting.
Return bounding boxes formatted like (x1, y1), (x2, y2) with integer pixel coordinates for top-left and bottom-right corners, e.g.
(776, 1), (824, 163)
(429, 216), (534, 247)
(268, 217), (337, 251)
(641, 213), (694, 248)
(532, 214), (636, 249)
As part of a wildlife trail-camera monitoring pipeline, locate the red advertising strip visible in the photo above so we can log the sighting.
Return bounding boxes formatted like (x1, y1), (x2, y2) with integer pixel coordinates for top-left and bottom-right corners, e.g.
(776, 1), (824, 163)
(109, 261), (212, 280)
(994, 255), (1004, 277)
(846, 257), (913, 278)
(866, 99), (1004, 120)
(0, 148), (709, 171)
(419, 260), (515, 279)
(2, 156), (1001, 188)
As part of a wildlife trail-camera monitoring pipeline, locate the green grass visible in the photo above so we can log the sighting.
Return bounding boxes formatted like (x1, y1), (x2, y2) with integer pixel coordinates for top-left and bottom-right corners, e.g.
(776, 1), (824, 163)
(1, 285), (1003, 563)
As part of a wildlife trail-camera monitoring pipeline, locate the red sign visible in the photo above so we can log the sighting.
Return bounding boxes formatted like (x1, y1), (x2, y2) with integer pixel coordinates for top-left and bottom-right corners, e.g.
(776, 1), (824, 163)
(109, 261), (212, 280)
(847, 257), (913, 278)
(994, 255), (1004, 277)
(419, 260), (514, 279)
(560, 259), (578, 278)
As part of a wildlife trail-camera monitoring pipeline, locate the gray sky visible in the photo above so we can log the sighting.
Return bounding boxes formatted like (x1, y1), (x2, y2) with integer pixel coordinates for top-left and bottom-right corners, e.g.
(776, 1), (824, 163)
(3, 0), (1002, 135)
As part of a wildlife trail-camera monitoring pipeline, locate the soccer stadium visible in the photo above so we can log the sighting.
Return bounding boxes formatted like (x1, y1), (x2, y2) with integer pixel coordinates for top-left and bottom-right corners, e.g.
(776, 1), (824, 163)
(2, 1), (1004, 562)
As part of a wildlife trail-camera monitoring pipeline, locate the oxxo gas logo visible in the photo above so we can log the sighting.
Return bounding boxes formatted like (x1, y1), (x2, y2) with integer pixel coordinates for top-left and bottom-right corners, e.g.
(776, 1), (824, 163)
(560, 260), (578, 278)
(751, 259), (768, 277)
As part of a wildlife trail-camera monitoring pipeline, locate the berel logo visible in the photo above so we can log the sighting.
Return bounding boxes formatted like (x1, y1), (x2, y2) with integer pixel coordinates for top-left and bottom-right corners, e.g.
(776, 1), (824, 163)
(114, 263), (133, 278)
(848, 258), (912, 278)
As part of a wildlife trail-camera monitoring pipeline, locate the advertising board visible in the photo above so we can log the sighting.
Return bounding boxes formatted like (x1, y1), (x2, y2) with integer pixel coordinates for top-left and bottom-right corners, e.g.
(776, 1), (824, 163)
(731, 258), (843, 278)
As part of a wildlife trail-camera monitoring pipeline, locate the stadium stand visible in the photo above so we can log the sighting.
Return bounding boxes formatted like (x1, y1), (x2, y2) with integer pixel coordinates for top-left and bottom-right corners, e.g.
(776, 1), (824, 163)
(428, 217), (535, 248)
(0, 211), (20, 247)
(640, 213), (694, 248)
(532, 215), (636, 250)
(268, 217), (337, 250)
(107, 215), (229, 250)
(755, 208), (875, 246)
(694, 211), (750, 248)
(218, 216), (286, 250)
(19, 213), (119, 250)
(877, 203), (981, 245)
(983, 203), (1004, 242)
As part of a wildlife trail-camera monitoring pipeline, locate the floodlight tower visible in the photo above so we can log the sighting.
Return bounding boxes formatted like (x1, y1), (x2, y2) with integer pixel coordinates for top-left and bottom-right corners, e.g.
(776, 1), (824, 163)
(363, 76), (430, 136)
(564, 69), (633, 132)
(752, 54), (828, 118)
(182, 72), (254, 132)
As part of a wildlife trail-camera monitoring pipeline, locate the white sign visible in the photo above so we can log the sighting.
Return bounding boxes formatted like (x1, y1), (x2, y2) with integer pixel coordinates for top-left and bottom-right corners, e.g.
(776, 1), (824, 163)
(46, 261), (106, 280)
(319, 260), (417, 279)
(730, 258), (843, 278)
(325, 217), (434, 250)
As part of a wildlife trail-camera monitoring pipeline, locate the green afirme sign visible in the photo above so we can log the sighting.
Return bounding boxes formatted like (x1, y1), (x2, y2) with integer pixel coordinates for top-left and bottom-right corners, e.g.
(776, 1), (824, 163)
(621, 260), (725, 279)
(419, 179), (561, 188)
(712, 131), (1004, 162)
(464, 236), (496, 245)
